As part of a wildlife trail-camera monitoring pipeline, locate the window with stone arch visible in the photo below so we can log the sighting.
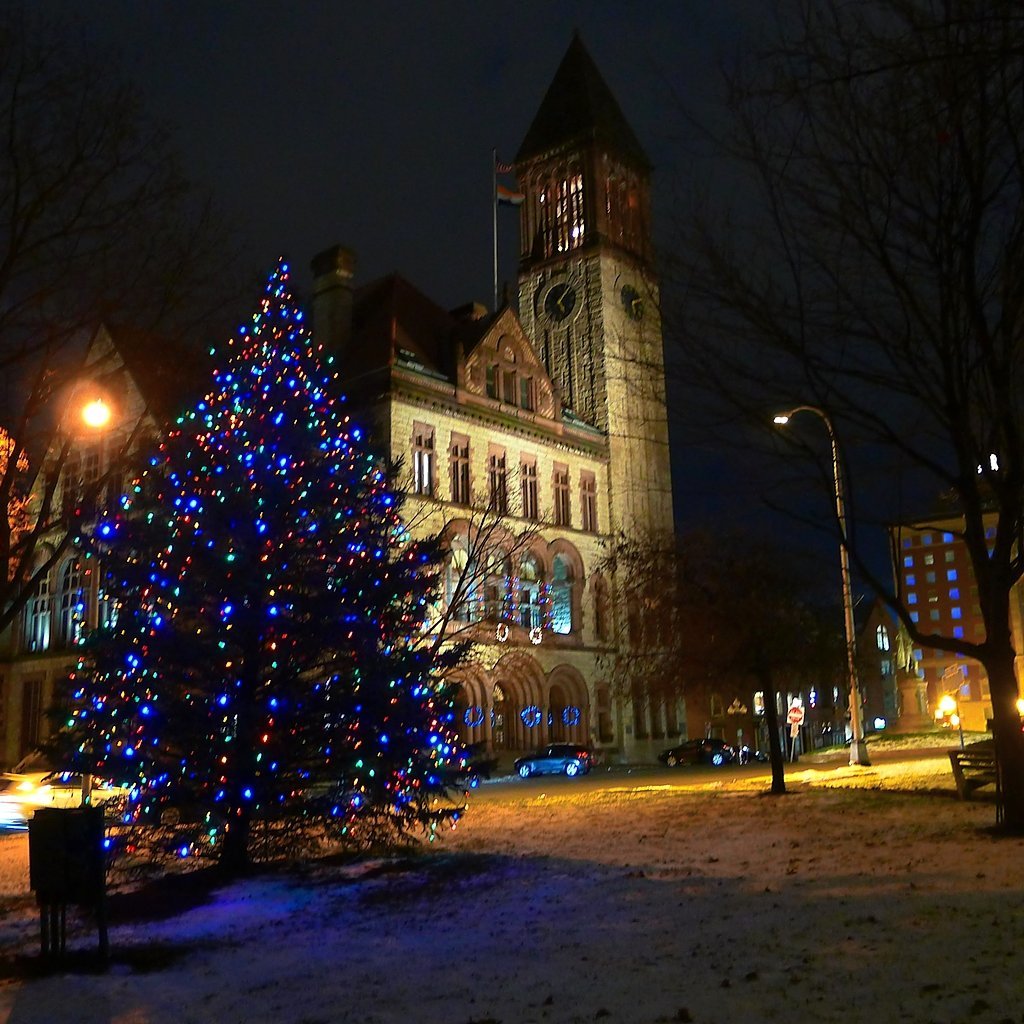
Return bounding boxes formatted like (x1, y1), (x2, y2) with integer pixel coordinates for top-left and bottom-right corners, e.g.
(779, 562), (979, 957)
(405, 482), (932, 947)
(24, 568), (52, 653)
(445, 546), (478, 623)
(56, 557), (84, 647)
(483, 552), (513, 623)
(518, 554), (543, 629)
(876, 624), (890, 651)
(592, 574), (611, 641)
(486, 341), (534, 412)
(550, 553), (575, 635)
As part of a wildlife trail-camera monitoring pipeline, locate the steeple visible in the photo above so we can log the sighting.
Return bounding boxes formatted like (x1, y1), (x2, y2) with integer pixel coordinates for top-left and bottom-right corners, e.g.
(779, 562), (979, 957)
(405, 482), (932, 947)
(516, 33), (650, 171)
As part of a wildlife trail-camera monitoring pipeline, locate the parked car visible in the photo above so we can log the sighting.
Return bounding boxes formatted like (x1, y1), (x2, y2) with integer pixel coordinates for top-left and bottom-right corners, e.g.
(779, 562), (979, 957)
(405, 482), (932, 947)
(657, 738), (735, 768)
(0, 753), (128, 827)
(515, 743), (596, 778)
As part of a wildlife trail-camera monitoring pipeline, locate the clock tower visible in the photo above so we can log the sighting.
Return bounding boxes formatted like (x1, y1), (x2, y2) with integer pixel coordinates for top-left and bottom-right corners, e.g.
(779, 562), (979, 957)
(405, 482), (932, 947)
(515, 34), (673, 536)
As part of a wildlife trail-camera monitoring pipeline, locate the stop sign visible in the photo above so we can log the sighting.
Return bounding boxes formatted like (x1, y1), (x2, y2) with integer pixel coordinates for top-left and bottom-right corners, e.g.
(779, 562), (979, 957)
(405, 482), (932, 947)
(787, 705), (805, 726)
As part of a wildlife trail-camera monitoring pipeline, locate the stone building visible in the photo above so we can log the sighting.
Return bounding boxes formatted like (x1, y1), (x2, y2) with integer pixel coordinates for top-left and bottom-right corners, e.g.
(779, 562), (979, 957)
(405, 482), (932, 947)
(312, 36), (677, 762)
(0, 36), (680, 769)
(0, 326), (154, 767)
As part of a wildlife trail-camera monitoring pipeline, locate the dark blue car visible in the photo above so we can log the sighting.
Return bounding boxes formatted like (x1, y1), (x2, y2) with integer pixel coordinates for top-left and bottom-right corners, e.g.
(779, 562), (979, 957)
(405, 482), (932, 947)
(514, 744), (595, 778)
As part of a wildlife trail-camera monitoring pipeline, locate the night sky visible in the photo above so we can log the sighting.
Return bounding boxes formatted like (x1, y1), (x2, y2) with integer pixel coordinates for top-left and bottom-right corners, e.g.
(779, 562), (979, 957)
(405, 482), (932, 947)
(77, 1), (753, 308)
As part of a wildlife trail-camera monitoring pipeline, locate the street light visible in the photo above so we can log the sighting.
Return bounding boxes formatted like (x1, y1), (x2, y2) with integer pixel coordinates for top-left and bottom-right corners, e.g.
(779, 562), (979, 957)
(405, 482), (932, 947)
(774, 405), (871, 766)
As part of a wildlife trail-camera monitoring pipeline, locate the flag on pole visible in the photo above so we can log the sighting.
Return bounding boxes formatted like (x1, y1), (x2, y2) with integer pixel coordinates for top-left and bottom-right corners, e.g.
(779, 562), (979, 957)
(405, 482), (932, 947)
(496, 183), (525, 206)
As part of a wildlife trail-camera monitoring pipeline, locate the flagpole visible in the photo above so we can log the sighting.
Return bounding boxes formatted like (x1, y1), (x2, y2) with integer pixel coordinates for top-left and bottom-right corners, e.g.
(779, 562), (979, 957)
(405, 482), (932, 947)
(492, 147), (499, 311)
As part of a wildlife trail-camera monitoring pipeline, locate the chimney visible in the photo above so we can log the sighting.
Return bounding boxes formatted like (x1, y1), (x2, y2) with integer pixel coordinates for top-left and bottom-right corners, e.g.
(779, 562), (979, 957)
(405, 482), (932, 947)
(311, 245), (356, 358)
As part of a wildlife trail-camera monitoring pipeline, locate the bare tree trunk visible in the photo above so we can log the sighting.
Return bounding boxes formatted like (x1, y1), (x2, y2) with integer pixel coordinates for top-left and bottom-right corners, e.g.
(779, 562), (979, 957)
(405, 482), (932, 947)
(984, 642), (1024, 830)
(759, 671), (786, 796)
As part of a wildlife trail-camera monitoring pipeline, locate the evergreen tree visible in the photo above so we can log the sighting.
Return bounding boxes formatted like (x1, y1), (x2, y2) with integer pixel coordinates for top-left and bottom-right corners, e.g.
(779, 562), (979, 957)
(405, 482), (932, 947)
(54, 259), (468, 872)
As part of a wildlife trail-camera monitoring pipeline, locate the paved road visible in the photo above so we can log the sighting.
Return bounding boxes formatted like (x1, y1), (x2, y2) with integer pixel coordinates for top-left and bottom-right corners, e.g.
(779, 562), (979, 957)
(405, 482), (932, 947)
(469, 742), (955, 804)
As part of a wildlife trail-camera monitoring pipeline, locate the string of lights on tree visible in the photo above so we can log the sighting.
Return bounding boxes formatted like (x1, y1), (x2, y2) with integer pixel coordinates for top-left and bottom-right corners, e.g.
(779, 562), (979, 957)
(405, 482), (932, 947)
(55, 258), (469, 866)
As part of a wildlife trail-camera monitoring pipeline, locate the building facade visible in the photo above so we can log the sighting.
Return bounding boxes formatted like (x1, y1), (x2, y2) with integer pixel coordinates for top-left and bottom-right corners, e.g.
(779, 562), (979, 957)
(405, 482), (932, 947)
(0, 38), (680, 769)
(0, 326), (153, 767)
(313, 37), (677, 762)
(892, 513), (1024, 731)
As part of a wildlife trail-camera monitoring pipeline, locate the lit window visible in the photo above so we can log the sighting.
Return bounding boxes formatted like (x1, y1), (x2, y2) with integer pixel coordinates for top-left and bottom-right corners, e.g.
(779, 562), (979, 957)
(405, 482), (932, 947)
(913, 649), (923, 661)
(910, 612), (919, 623)
(942, 532), (954, 543)
(907, 593), (917, 604)
(520, 561), (544, 630)
(520, 459), (539, 520)
(488, 450), (508, 514)
(57, 559), (85, 646)
(580, 471), (597, 532)
(922, 534), (932, 545)
(926, 572), (936, 583)
(449, 434), (470, 504)
(930, 609), (940, 621)
(551, 555), (574, 634)
(985, 526), (996, 539)
(953, 626), (964, 638)
(24, 571), (52, 653)
(924, 553), (935, 565)
(905, 574), (916, 586)
(949, 588), (960, 600)
(947, 569), (958, 581)
(902, 538), (912, 548)
(903, 556), (914, 567)
(875, 625), (890, 651)
(945, 551), (955, 563)
(553, 464), (571, 527)
(951, 607), (962, 619)
(411, 423), (435, 496)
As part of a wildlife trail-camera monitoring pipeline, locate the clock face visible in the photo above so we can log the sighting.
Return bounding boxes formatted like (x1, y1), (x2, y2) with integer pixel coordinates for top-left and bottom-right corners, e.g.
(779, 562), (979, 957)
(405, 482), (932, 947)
(621, 284), (644, 321)
(544, 282), (578, 322)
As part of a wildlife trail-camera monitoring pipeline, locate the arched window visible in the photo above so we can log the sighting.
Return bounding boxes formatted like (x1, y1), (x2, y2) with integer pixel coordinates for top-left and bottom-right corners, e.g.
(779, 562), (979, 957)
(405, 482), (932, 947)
(596, 685), (614, 744)
(592, 575), (611, 641)
(876, 624), (890, 651)
(446, 547), (478, 623)
(24, 571), (51, 653)
(56, 559), (84, 646)
(483, 554), (512, 622)
(518, 555), (543, 629)
(97, 584), (118, 631)
(551, 554), (574, 634)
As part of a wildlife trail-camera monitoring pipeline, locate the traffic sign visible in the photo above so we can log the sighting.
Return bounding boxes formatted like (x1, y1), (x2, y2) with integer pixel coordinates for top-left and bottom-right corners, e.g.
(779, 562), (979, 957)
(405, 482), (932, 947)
(787, 705), (805, 726)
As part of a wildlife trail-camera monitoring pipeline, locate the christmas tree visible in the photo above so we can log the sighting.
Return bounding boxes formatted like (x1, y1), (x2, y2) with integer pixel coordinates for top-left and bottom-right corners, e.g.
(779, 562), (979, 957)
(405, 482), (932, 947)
(55, 259), (469, 872)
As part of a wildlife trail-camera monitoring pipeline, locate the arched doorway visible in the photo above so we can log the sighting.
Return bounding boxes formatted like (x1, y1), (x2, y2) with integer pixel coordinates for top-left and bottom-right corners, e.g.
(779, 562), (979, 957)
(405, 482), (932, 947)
(549, 683), (569, 741)
(492, 683), (511, 750)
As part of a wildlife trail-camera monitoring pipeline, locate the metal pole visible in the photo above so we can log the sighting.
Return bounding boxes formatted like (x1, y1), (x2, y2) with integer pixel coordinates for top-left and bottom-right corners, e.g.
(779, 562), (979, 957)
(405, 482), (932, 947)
(774, 405), (870, 766)
(824, 413), (871, 766)
(492, 148), (499, 312)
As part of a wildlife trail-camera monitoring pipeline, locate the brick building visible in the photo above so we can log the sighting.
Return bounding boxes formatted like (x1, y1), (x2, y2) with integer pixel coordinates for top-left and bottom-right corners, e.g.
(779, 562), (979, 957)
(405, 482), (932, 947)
(892, 512), (1024, 731)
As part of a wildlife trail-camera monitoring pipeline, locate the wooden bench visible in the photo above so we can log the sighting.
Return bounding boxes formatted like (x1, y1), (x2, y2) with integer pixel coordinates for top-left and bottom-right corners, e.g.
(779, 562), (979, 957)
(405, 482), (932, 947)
(949, 743), (998, 801)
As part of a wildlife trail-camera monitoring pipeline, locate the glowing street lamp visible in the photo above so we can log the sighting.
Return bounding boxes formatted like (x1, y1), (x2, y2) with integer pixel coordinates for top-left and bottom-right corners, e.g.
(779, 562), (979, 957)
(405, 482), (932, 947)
(774, 405), (870, 766)
(80, 398), (112, 430)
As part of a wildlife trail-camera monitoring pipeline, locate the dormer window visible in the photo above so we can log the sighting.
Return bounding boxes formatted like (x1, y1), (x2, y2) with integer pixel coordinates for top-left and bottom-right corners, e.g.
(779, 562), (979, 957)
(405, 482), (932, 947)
(487, 344), (535, 412)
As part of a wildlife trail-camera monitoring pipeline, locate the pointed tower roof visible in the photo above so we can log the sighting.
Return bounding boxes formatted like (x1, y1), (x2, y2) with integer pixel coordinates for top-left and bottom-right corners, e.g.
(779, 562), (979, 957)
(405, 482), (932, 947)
(516, 33), (651, 170)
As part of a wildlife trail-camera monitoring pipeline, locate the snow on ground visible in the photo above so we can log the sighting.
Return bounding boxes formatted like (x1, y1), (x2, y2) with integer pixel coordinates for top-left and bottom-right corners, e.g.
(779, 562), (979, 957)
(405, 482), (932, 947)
(0, 751), (1021, 1024)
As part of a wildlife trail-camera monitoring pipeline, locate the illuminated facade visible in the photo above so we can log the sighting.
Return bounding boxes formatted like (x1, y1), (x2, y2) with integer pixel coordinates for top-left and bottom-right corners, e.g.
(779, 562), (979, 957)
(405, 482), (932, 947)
(313, 37), (676, 761)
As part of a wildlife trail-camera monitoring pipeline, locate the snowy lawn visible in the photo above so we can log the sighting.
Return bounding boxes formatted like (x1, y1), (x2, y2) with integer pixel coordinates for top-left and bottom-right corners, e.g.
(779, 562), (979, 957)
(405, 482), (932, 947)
(0, 754), (1021, 1024)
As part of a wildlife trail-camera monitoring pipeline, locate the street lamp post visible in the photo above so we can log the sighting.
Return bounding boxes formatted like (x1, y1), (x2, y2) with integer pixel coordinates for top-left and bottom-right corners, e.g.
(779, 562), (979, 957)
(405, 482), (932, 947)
(773, 405), (871, 767)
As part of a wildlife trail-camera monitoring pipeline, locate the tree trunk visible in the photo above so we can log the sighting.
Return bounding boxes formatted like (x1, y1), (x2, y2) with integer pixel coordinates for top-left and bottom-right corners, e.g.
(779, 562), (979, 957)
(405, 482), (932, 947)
(219, 805), (252, 876)
(983, 641), (1024, 831)
(759, 672), (786, 795)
